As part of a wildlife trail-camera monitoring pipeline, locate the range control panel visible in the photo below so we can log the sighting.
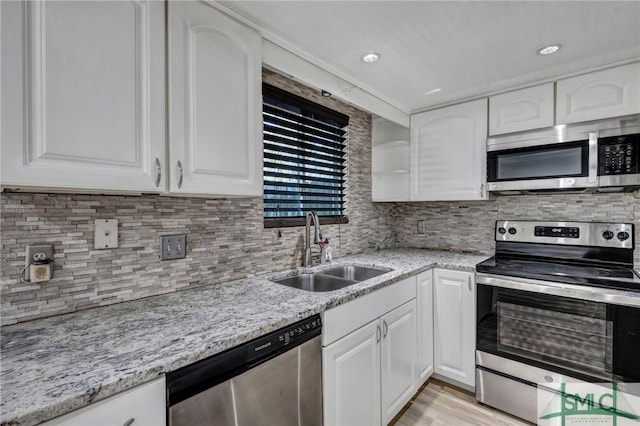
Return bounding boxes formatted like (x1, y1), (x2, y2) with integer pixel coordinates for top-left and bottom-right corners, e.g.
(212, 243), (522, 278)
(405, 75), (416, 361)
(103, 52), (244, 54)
(599, 133), (639, 175)
(496, 221), (634, 249)
(534, 226), (580, 239)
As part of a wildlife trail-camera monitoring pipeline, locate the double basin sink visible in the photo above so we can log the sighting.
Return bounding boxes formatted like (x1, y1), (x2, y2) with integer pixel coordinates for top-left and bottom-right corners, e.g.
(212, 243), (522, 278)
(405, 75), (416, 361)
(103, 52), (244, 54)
(272, 265), (391, 292)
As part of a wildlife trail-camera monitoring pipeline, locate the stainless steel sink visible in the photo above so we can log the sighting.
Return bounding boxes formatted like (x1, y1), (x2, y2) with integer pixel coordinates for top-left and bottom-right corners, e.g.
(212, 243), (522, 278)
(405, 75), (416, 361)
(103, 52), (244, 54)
(273, 273), (357, 292)
(271, 265), (392, 292)
(321, 265), (390, 281)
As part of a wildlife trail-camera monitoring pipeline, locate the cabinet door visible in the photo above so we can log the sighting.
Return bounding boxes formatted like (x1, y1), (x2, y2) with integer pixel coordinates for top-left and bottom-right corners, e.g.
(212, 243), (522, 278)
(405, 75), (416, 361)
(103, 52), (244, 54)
(416, 270), (434, 384)
(433, 269), (476, 387)
(42, 377), (165, 426)
(323, 320), (381, 426)
(410, 99), (488, 201)
(381, 299), (417, 425)
(489, 83), (554, 135)
(1, 1), (166, 193)
(556, 62), (640, 124)
(168, 1), (262, 196)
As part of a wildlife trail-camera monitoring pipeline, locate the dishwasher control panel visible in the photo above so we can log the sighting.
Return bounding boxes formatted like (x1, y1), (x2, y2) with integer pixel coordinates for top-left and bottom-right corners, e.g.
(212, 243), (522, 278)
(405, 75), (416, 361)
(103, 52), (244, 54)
(247, 315), (322, 362)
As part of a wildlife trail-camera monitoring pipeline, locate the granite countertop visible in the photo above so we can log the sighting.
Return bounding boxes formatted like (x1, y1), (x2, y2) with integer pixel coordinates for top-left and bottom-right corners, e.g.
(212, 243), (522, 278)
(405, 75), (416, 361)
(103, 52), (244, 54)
(0, 249), (488, 426)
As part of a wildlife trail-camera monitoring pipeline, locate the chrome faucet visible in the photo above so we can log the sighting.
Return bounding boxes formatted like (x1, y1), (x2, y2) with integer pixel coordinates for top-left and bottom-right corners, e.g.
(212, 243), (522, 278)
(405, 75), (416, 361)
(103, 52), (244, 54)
(304, 211), (323, 267)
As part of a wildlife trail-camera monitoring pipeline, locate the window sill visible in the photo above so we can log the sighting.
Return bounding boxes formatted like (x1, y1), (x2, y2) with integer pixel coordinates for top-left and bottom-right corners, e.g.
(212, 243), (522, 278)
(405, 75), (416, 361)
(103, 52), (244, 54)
(264, 216), (349, 228)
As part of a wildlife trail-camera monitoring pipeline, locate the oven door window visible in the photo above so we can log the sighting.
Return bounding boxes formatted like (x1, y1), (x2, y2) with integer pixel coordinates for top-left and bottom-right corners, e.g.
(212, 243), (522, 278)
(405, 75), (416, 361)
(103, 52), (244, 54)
(487, 140), (589, 182)
(477, 284), (612, 380)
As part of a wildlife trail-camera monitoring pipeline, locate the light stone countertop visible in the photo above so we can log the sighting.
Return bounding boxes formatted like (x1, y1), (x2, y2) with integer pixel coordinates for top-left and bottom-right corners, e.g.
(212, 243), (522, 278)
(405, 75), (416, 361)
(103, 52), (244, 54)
(0, 249), (489, 426)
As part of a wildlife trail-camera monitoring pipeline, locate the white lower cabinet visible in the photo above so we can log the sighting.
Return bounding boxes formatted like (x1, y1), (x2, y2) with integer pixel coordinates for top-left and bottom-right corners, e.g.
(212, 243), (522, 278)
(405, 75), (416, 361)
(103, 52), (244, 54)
(322, 277), (417, 426)
(433, 268), (476, 387)
(41, 376), (165, 426)
(323, 320), (382, 426)
(416, 270), (434, 383)
(380, 300), (418, 424)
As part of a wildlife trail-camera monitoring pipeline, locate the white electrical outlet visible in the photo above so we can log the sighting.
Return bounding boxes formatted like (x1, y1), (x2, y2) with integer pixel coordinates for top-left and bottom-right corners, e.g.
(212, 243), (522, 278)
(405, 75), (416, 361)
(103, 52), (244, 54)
(95, 219), (119, 249)
(24, 244), (54, 282)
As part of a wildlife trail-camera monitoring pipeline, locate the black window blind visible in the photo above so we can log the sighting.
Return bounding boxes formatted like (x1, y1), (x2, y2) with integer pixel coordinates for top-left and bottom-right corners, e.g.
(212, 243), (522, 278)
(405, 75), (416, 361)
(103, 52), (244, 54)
(263, 83), (349, 226)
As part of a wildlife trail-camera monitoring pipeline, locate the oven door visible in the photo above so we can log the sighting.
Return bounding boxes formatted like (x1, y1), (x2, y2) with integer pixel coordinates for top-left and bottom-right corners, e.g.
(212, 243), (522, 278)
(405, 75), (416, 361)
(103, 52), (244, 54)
(477, 279), (640, 383)
(487, 132), (598, 192)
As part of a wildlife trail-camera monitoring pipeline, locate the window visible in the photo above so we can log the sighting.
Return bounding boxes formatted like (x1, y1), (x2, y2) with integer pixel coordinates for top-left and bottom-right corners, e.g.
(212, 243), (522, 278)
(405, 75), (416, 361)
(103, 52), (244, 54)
(263, 83), (349, 227)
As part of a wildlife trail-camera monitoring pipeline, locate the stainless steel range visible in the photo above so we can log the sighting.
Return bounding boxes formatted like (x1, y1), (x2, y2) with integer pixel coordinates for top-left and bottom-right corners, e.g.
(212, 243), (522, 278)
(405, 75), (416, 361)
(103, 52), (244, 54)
(475, 220), (640, 423)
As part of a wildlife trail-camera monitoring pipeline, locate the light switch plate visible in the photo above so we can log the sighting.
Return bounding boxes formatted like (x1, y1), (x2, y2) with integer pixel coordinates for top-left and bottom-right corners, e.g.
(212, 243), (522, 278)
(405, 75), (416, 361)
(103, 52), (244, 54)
(95, 219), (118, 249)
(160, 235), (187, 260)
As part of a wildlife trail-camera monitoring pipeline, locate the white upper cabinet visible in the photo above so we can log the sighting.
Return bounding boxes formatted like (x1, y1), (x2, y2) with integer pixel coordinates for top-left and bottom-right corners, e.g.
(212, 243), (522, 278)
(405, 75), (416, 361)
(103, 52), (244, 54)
(168, 1), (262, 196)
(1, 1), (166, 193)
(489, 83), (555, 135)
(410, 99), (488, 201)
(556, 62), (640, 124)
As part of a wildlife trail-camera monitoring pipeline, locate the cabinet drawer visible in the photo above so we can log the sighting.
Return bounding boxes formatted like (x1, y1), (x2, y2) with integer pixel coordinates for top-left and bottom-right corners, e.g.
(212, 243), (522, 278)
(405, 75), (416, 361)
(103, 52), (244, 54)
(322, 276), (416, 346)
(42, 377), (165, 426)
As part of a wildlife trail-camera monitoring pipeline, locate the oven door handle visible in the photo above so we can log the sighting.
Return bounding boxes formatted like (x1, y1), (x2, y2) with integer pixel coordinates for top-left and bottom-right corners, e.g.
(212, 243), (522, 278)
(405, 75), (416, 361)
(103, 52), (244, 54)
(476, 273), (640, 308)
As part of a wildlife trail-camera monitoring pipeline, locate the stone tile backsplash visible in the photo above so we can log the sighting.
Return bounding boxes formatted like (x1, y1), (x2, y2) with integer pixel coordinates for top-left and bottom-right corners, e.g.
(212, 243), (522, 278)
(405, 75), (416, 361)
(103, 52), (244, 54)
(394, 193), (640, 266)
(2, 67), (639, 325)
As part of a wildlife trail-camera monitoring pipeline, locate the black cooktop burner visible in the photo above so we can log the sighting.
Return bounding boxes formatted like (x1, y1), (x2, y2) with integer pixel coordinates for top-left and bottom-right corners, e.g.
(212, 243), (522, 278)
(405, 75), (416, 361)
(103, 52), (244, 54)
(476, 256), (640, 291)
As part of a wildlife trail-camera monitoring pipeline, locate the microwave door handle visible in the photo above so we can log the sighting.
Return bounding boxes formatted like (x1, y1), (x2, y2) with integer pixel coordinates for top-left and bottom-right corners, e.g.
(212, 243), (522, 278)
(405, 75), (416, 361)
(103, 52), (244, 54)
(588, 132), (598, 184)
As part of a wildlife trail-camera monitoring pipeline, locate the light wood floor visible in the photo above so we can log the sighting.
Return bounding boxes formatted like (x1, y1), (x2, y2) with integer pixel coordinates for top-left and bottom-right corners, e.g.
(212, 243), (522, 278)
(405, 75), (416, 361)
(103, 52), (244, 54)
(391, 379), (532, 426)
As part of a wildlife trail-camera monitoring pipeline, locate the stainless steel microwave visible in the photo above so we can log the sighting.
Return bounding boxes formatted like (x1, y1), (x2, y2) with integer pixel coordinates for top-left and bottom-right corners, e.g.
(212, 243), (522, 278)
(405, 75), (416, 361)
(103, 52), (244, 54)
(486, 114), (640, 194)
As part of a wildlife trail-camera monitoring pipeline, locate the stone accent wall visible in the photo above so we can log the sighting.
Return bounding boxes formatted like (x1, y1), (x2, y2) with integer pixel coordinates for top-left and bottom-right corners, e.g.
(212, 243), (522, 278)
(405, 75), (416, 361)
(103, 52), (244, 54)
(2, 68), (639, 325)
(394, 193), (640, 266)
(0, 69), (396, 325)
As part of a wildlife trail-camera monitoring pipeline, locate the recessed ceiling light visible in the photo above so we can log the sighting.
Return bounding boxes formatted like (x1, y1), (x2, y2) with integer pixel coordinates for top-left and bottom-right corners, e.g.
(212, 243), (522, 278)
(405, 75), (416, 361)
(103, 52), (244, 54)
(361, 52), (380, 63)
(423, 88), (442, 96)
(537, 44), (562, 56)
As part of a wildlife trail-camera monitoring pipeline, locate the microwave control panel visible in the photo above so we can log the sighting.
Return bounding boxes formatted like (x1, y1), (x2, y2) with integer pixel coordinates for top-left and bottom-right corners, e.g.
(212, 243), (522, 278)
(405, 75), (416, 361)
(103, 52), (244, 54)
(599, 133), (639, 175)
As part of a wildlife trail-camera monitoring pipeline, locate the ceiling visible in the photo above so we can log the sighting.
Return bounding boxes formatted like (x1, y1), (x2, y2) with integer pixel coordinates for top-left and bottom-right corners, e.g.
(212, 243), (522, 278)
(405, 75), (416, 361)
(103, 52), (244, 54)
(220, 1), (640, 114)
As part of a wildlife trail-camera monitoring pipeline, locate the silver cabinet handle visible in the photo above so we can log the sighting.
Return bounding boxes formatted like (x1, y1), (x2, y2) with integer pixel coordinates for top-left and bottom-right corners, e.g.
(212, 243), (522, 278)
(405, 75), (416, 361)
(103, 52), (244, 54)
(123, 418), (135, 426)
(376, 324), (381, 342)
(382, 320), (388, 338)
(480, 183), (485, 198)
(177, 161), (183, 189)
(468, 279), (472, 291)
(154, 158), (161, 188)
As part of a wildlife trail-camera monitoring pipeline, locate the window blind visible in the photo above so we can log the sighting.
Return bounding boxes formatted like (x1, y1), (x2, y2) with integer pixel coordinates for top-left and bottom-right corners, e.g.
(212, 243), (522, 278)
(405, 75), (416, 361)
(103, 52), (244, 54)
(263, 83), (349, 226)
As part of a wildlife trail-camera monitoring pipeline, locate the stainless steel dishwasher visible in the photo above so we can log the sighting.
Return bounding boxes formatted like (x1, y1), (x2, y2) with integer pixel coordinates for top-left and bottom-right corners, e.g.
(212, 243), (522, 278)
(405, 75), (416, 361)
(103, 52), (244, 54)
(166, 315), (322, 426)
